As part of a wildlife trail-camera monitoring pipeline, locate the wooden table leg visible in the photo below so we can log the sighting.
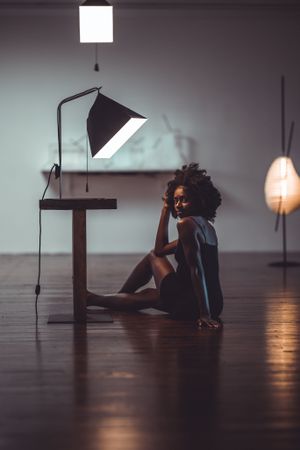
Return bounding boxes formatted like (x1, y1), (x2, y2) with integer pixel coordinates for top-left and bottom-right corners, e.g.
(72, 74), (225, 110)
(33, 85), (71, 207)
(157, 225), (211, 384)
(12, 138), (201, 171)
(72, 209), (87, 323)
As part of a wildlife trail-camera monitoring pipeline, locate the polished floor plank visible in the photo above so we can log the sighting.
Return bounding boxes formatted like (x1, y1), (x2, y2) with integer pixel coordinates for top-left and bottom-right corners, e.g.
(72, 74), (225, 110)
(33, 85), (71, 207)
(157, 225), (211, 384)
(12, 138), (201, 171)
(0, 253), (300, 450)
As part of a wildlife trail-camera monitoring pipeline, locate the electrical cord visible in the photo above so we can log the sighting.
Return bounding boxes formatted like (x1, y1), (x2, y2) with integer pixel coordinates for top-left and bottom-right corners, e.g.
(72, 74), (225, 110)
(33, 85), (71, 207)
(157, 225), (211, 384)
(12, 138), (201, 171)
(86, 135), (89, 192)
(35, 163), (58, 321)
(94, 43), (99, 72)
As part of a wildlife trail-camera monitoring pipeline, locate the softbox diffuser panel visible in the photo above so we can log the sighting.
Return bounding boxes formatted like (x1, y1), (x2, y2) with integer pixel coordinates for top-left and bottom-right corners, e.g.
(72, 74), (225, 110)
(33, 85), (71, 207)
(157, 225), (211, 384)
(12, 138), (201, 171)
(87, 93), (147, 159)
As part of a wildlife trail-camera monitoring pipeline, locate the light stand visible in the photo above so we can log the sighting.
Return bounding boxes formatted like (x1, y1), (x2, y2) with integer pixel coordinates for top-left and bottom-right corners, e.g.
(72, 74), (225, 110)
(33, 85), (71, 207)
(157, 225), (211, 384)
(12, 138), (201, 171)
(57, 87), (99, 199)
(269, 212), (300, 267)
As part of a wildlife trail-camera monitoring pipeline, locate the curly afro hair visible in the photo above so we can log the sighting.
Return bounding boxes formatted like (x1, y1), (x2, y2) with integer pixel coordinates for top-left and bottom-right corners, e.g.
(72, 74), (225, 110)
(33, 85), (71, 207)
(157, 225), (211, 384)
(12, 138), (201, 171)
(165, 163), (222, 221)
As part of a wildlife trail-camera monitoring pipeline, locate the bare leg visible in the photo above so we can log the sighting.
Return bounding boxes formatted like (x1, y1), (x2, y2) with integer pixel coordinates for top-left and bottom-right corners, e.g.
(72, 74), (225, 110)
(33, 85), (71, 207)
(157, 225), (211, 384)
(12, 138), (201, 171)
(119, 254), (153, 293)
(87, 288), (160, 311)
(119, 251), (174, 293)
(148, 251), (175, 289)
(88, 251), (175, 311)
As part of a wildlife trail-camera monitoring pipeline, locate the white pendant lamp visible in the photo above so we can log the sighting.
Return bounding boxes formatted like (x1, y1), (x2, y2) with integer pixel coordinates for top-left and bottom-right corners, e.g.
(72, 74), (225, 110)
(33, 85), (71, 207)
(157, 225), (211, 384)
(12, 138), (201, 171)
(79, 1), (113, 43)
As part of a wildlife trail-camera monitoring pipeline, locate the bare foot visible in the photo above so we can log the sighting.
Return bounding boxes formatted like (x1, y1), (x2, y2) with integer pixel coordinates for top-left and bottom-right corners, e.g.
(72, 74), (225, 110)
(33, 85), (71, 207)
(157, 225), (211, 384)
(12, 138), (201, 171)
(86, 290), (96, 306)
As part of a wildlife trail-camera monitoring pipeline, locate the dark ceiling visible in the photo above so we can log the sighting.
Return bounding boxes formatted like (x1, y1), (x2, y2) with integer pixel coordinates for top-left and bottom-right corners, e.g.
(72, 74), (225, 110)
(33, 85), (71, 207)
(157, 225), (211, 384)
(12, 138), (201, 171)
(0, 0), (298, 10)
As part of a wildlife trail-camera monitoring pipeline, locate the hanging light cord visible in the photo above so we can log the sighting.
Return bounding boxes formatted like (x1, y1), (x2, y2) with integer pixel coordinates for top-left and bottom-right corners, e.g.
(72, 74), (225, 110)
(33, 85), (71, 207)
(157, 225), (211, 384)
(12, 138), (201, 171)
(86, 135), (89, 192)
(94, 44), (99, 72)
(35, 163), (58, 321)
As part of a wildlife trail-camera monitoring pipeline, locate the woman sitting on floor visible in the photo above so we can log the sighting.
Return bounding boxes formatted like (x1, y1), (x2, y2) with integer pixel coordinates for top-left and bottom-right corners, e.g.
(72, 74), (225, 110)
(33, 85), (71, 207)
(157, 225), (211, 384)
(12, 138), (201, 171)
(88, 163), (223, 329)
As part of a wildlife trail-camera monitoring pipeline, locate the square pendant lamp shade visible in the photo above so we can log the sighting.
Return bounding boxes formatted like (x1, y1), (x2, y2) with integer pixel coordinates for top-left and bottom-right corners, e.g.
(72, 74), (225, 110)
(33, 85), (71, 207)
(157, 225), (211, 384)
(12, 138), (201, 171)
(87, 93), (148, 159)
(79, 0), (113, 43)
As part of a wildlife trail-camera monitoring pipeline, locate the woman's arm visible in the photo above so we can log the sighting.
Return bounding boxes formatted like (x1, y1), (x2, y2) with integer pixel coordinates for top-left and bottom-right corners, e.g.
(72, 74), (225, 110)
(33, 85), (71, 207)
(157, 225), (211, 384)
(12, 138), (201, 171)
(177, 218), (220, 329)
(154, 200), (177, 256)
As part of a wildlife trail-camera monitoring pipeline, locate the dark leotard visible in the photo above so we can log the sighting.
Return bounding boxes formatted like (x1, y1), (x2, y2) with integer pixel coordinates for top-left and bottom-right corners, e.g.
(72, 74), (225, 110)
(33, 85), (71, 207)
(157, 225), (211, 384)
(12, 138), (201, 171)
(159, 217), (223, 320)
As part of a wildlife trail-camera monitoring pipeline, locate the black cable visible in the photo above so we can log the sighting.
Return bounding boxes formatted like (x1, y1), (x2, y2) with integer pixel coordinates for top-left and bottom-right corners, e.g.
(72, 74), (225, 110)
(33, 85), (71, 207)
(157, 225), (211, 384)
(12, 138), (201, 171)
(35, 164), (57, 321)
(86, 135), (89, 192)
(94, 43), (99, 72)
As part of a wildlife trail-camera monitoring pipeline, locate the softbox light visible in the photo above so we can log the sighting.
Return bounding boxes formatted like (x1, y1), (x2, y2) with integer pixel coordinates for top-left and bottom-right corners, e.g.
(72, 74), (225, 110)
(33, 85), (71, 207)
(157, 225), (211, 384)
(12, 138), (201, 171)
(87, 93), (148, 159)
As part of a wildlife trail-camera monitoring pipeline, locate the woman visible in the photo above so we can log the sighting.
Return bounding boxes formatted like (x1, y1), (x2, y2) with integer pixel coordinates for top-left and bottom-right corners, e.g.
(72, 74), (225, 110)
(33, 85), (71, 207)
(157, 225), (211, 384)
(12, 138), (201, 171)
(87, 163), (223, 329)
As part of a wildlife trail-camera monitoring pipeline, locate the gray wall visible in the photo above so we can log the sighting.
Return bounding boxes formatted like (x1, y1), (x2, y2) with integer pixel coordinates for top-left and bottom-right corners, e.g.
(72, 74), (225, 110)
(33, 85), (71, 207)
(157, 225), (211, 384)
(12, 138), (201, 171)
(0, 5), (300, 253)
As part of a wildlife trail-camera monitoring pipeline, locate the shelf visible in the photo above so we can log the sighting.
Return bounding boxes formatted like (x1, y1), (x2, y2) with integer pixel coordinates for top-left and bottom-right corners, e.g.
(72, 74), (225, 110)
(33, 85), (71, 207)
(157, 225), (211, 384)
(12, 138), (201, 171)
(42, 170), (175, 176)
(40, 198), (117, 210)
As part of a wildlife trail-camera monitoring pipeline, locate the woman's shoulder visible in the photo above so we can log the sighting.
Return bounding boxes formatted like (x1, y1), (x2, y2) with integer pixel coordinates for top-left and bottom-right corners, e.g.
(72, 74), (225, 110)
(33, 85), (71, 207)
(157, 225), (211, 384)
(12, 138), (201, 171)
(177, 215), (208, 228)
(177, 216), (218, 246)
(176, 217), (199, 240)
(189, 215), (209, 226)
(190, 216), (218, 245)
(177, 216), (199, 230)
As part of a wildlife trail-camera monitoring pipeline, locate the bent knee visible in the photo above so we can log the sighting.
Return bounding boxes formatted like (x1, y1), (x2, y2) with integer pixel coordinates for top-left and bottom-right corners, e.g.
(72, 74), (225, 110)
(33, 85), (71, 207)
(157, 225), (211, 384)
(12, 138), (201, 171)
(149, 249), (164, 259)
(148, 249), (157, 259)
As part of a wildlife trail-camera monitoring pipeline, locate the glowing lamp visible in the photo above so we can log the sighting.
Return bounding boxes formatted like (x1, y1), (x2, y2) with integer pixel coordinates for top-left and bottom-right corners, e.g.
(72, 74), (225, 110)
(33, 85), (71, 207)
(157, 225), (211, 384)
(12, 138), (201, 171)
(79, 0), (113, 43)
(264, 156), (300, 215)
(87, 93), (148, 159)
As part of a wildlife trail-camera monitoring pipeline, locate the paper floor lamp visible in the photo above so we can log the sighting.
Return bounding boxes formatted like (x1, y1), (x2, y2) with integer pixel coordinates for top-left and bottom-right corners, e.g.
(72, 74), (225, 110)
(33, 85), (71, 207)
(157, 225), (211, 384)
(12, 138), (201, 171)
(264, 76), (300, 267)
(265, 156), (300, 215)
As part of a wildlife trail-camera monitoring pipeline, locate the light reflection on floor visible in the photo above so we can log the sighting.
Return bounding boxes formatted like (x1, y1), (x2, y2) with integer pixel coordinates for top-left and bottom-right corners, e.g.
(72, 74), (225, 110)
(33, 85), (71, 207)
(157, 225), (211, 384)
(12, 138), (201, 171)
(265, 297), (300, 428)
(96, 417), (142, 450)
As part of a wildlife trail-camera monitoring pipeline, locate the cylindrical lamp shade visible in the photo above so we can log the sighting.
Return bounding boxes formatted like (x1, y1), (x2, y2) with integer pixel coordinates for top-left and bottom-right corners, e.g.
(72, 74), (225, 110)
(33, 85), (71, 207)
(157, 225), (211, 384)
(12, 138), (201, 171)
(87, 93), (147, 159)
(264, 156), (300, 214)
(79, 1), (113, 43)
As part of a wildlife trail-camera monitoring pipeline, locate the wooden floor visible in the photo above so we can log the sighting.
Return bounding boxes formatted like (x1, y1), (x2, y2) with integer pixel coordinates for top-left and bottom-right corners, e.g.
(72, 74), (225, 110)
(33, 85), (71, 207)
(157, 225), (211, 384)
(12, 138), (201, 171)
(1, 253), (300, 450)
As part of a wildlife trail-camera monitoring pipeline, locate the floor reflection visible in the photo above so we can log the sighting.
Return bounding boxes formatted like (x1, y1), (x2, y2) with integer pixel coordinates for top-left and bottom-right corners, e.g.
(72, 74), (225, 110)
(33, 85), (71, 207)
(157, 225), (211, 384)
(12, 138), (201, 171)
(69, 313), (223, 450)
(73, 324), (88, 406)
(102, 314), (224, 449)
(265, 298), (300, 429)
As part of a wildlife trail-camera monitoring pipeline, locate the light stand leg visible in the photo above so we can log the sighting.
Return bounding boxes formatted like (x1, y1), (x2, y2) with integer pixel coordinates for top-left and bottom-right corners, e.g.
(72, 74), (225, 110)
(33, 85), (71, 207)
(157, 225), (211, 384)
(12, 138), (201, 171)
(269, 212), (300, 268)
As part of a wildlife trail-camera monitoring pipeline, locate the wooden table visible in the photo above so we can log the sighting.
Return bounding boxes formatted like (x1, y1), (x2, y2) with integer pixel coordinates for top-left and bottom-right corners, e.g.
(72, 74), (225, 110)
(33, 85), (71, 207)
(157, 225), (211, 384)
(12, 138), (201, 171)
(40, 198), (117, 324)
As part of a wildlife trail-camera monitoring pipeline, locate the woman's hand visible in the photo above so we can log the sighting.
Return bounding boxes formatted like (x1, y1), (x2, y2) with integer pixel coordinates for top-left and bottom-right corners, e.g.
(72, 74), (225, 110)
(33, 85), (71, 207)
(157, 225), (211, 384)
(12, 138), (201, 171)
(197, 316), (222, 329)
(161, 192), (169, 210)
